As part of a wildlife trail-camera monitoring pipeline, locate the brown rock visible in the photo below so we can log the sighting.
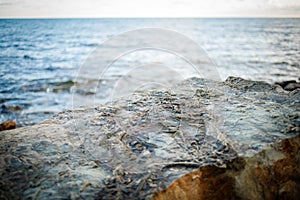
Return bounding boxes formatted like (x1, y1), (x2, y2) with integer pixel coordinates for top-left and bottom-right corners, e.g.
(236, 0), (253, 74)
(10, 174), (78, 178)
(152, 135), (300, 200)
(0, 121), (17, 131)
(1, 104), (23, 113)
(152, 166), (238, 200)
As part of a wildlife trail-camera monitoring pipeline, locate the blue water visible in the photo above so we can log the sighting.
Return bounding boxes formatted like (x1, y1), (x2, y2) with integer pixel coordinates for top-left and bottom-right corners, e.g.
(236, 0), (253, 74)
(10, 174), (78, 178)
(1, 18), (300, 126)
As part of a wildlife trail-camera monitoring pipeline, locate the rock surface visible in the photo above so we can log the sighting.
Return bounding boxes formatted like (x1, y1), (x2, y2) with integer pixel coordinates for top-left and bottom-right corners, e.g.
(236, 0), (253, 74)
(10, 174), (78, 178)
(0, 77), (299, 199)
(0, 120), (17, 131)
(153, 134), (300, 200)
(275, 80), (300, 91)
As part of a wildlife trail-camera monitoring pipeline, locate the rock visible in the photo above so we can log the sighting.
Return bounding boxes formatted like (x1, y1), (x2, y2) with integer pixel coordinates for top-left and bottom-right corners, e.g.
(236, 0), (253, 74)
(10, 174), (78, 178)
(1, 104), (23, 113)
(275, 80), (296, 88)
(275, 80), (300, 91)
(0, 120), (17, 131)
(152, 165), (238, 200)
(284, 83), (300, 91)
(153, 135), (300, 200)
(0, 77), (299, 199)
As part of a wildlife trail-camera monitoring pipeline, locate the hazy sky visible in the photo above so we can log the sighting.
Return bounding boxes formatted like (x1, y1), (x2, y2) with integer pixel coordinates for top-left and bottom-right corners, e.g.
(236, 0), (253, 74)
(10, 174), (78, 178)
(0, 0), (299, 18)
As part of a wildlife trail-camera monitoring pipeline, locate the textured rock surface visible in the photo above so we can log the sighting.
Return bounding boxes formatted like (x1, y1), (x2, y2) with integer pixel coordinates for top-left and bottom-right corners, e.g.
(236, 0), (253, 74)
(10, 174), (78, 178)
(153, 135), (300, 200)
(0, 77), (299, 199)
(275, 80), (300, 91)
(0, 120), (16, 131)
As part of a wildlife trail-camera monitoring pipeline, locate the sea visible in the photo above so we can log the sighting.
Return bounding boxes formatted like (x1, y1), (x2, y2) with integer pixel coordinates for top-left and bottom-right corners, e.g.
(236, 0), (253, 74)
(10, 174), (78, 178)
(0, 18), (299, 126)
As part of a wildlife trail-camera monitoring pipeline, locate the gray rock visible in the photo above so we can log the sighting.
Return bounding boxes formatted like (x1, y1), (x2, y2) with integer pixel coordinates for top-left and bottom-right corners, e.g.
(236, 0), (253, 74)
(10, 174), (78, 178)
(275, 80), (300, 91)
(284, 83), (300, 91)
(0, 77), (299, 199)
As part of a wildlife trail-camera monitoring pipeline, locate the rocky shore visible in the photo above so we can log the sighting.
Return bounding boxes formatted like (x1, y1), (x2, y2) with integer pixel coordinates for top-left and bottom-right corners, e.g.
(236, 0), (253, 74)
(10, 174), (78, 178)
(0, 77), (299, 199)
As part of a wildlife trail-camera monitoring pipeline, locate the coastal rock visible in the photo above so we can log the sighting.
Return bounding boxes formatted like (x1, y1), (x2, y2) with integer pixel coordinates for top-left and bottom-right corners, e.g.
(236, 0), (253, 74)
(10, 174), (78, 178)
(284, 83), (300, 91)
(153, 135), (300, 200)
(0, 120), (17, 131)
(275, 80), (297, 88)
(0, 77), (299, 199)
(1, 104), (23, 113)
(275, 80), (300, 91)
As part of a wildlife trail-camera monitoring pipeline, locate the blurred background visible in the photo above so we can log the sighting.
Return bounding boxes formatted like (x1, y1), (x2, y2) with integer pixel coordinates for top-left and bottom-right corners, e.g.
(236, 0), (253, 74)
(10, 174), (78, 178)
(0, 1), (300, 126)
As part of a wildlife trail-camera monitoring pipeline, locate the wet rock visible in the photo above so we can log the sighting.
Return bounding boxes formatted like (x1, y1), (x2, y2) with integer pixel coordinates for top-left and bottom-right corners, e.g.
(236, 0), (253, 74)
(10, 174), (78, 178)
(0, 120), (17, 131)
(275, 80), (300, 91)
(1, 104), (23, 113)
(0, 77), (299, 199)
(275, 80), (296, 88)
(284, 82), (300, 91)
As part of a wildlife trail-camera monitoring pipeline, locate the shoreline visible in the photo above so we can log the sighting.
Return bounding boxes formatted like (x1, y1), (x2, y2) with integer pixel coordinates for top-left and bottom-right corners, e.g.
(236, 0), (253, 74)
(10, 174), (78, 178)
(1, 77), (299, 131)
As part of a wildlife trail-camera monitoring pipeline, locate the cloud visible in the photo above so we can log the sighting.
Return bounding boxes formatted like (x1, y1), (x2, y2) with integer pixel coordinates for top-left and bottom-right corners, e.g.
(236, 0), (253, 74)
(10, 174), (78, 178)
(0, 0), (13, 6)
(268, 0), (300, 8)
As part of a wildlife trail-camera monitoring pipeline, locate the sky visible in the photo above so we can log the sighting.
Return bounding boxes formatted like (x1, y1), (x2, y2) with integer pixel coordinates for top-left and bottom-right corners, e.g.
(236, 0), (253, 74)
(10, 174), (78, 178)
(0, 0), (299, 18)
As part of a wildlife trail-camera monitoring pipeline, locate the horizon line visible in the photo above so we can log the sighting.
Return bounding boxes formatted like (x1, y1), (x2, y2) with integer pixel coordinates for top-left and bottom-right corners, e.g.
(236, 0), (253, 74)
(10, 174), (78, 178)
(1, 16), (300, 19)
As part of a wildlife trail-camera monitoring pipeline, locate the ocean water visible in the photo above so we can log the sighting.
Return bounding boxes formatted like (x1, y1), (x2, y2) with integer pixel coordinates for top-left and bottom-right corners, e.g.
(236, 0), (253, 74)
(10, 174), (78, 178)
(0, 18), (299, 126)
